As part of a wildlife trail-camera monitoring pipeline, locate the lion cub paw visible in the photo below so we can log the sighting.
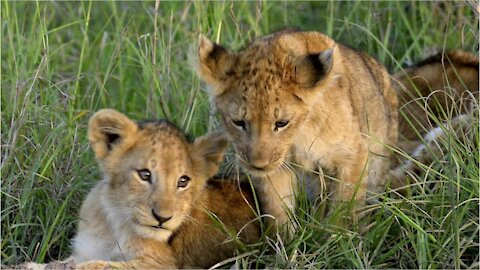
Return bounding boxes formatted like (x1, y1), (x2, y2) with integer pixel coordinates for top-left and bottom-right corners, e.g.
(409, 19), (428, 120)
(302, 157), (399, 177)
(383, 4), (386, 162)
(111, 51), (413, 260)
(76, 261), (112, 270)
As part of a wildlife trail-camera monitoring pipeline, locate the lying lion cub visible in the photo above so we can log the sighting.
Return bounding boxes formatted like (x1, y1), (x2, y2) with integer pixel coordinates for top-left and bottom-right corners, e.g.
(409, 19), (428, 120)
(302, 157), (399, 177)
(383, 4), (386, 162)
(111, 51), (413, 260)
(69, 109), (260, 269)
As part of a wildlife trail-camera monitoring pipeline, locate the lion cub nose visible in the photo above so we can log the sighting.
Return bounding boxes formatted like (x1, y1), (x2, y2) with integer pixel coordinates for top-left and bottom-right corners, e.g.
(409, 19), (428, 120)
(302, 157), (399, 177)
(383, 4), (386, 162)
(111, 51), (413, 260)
(249, 159), (270, 170)
(151, 209), (172, 227)
(251, 163), (267, 170)
(248, 152), (270, 170)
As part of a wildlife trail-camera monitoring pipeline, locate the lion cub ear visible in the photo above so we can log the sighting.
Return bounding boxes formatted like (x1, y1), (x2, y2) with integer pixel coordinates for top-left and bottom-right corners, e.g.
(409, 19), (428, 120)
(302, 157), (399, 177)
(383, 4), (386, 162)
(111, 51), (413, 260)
(295, 48), (334, 87)
(192, 131), (229, 178)
(88, 109), (138, 160)
(197, 35), (235, 95)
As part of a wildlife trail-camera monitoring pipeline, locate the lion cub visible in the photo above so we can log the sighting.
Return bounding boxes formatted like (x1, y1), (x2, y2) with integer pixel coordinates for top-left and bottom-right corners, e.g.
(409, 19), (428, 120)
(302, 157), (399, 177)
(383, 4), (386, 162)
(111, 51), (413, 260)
(389, 50), (478, 190)
(198, 29), (398, 225)
(393, 49), (478, 151)
(72, 109), (260, 269)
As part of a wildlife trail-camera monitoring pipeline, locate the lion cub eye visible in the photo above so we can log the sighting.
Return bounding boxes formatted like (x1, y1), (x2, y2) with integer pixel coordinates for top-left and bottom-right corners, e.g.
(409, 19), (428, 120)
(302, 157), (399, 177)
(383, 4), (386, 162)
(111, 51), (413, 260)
(177, 175), (191, 189)
(274, 120), (290, 131)
(137, 169), (152, 182)
(232, 120), (247, 131)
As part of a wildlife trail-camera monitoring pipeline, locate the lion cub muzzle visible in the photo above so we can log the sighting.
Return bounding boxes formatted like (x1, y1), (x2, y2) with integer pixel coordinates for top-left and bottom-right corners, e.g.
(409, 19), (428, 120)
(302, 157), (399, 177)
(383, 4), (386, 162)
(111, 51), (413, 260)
(151, 209), (172, 228)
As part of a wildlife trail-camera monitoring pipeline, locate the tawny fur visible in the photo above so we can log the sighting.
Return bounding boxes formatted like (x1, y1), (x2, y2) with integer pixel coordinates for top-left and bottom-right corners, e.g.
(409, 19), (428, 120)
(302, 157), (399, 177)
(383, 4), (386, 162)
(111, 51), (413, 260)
(71, 109), (260, 269)
(197, 29), (398, 226)
(393, 50), (478, 141)
(389, 50), (478, 190)
(392, 50), (478, 159)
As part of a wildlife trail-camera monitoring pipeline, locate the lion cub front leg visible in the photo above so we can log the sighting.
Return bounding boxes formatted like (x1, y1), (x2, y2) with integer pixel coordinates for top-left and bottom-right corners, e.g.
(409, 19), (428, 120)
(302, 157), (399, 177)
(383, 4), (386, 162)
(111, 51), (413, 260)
(77, 244), (177, 270)
(77, 257), (177, 270)
(76, 260), (112, 270)
(255, 168), (296, 234)
(333, 150), (369, 219)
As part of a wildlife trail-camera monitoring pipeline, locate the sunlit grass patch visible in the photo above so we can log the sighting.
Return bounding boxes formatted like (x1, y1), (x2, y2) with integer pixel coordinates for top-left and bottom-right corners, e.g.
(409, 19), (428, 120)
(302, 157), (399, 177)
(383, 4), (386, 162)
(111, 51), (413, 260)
(1, 1), (478, 268)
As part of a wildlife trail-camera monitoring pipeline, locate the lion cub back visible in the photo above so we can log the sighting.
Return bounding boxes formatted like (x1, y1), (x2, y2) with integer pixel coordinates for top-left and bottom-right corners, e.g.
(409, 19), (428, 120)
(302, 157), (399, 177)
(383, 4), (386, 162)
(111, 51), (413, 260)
(172, 178), (261, 268)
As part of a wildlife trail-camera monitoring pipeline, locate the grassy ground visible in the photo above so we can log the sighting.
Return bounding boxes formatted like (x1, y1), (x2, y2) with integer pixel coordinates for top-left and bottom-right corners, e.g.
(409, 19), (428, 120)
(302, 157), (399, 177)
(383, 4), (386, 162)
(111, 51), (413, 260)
(1, 1), (478, 268)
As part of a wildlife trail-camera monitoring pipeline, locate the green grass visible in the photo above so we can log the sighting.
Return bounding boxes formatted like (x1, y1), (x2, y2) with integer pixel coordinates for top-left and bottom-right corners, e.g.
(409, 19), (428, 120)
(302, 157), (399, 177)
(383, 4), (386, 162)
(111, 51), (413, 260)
(1, 1), (478, 268)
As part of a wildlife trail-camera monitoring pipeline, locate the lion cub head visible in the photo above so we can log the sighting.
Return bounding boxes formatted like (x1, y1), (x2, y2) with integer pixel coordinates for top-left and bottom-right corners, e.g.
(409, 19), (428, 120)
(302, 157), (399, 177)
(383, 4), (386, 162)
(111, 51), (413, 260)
(88, 109), (228, 241)
(197, 30), (336, 176)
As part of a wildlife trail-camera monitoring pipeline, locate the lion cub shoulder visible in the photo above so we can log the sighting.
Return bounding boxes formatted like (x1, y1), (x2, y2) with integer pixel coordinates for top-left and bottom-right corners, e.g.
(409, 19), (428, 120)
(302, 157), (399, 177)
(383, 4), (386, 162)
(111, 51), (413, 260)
(73, 109), (260, 269)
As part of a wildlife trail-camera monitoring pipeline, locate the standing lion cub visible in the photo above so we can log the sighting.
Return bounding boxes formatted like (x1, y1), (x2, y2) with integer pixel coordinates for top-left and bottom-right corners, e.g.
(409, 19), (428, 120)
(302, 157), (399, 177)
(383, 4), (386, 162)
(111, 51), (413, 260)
(67, 109), (260, 269)
(198, 29), (398, 225)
